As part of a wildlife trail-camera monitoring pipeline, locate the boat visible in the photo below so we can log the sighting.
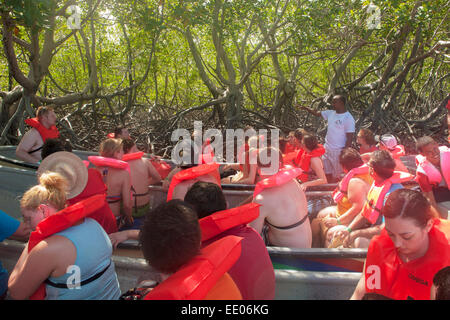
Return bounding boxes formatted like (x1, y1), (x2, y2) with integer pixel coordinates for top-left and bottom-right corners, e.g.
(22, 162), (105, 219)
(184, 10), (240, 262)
(0, 238), (363, 300)
(0, 145), (420, 299)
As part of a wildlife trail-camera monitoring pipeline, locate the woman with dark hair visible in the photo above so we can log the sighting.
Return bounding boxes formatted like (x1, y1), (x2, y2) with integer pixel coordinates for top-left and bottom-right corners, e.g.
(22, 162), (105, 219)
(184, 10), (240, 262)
(311, 148), (373, 247)
(351, 189), (450, 300)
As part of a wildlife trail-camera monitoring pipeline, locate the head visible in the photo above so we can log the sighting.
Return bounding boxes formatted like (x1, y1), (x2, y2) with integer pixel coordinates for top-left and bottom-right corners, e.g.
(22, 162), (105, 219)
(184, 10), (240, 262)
(41, 138), (72, 160)
(339, 147), (364, 173)
(113, 126), (130, 139)
(20, 172), (68, 230)
(368, 150), (395, 181)
(301, 133), (319, 152)
(431, 266), (450, 300)
(357, 129), (376, 147)
(36, 106), (57, 128)
(377, 134), (398, 151)
(291, 128), (305, 148)
(381, 189), (434, 262)
(139, 200), (201, 274)
(121, 138), (138, 154)
(99, 138), (124, 160)
(416, 136), (440, 167)
(184, 181), (227, 219)
(331, 95), (346, 113)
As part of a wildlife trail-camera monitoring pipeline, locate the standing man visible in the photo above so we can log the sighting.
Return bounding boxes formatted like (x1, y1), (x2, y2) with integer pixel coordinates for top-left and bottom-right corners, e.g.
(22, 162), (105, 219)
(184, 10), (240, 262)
(298, 95), (355, 182)
(15, 106), (59, 163)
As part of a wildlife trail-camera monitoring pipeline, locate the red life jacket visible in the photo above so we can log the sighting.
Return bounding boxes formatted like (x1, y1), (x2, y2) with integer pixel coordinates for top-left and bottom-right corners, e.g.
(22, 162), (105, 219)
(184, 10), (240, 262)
(294, 144), (325, 182)
(361, 171), (414, 225)
(28, 194), (107, 300)
(122, 150), (171, 179)
(199, 203), (261, 242)
(67, 169), (118, 234)
(415, 146), (450, 190)
(332, 164), (370, 203)
(122, 151), (144, 162)
(253, 167), (303, 198)
(144, 235), (243, 300)
(167, 163), (221, 201)
(24, 117), (59, 142)
(364, 219), (450, 300)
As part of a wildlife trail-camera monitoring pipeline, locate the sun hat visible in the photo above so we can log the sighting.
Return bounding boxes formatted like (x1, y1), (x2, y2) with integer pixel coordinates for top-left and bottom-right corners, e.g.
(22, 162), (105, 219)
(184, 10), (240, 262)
(37, 151), (88, 199)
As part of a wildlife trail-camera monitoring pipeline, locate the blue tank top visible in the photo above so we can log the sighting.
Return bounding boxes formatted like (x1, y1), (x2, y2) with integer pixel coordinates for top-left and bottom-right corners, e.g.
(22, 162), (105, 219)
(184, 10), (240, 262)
(45, 218), (121, 300)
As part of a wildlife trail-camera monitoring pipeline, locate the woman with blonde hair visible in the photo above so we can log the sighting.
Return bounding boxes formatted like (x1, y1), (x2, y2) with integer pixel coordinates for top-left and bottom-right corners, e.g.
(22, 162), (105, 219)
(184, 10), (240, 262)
(8, 172), (121, 300)
(91, 138), (133, 229)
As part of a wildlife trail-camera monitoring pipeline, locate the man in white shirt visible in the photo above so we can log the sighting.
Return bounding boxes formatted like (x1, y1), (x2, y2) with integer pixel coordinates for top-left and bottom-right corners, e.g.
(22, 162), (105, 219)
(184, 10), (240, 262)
(297, 95), (355, 182)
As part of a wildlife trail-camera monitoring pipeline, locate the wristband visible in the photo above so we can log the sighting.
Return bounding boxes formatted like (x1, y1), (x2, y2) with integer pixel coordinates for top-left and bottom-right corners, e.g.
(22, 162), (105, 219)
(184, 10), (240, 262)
(336, 217), (341, 225)
(346, 226), (352, 233)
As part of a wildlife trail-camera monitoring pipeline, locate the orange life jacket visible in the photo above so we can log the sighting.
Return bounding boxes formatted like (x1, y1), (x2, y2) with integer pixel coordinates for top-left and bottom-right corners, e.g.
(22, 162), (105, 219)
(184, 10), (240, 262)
(294, 144), (325, 182)
(24, 117), (60, 142)
(365, 219), (450, 300)
(28, 194), (107, 300)
(333, 164), (370, 203)
(361, 171), (413, 225)
(199, 203), (261, 242)
(144, 235), (243, 300)
(415, 146), (450, 190)
(253, 167), (303, 198)
(167, 163), (221, 201)
(122, 151), (171, 180)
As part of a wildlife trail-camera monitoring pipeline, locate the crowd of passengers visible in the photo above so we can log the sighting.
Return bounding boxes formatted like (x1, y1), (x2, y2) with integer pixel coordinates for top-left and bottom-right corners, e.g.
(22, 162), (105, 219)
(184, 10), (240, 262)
(0, 97), (449, 300)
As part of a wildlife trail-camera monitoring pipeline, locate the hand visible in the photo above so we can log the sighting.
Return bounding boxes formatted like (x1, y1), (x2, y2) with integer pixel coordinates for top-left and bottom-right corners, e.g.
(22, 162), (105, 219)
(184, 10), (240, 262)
(109, 231), (130, 249)
(323, 217), (338, 228)
(118, 215), (134, 229)
(299, 183), (307, 192)
(336, 229), (351, 247)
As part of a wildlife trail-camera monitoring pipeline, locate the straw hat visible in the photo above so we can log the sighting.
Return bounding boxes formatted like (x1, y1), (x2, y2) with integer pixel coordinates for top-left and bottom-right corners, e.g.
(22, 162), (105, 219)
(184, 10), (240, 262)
(37, 151), (88, 199)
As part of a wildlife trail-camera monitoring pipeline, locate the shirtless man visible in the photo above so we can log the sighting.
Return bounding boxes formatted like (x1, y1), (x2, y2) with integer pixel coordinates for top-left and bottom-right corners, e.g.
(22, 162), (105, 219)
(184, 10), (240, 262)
(16, 106), (58, 163)
(122, 139), (161, 223)
(250, 147), (311, 248)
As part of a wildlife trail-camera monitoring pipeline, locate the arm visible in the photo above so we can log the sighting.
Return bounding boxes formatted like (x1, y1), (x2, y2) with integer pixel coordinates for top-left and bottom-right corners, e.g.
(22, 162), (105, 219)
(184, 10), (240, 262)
(344, 223), (383, 248)
(121, 172), (133, 224)
(8, 222), (31, 241)
(345, 132), (354, 148)
(249, 195), (267, 234)
(147, 161), (162, 184)
(350, 260), (367, 300)
(323, 178), (367, 228)
(15, 130), (41, 163)
(8, 240), (59, 300)
(233, 163), (257, 185)
(109, 229), (140, 249)
(300, 157), (327, 190)
(296, 104), (321, 117)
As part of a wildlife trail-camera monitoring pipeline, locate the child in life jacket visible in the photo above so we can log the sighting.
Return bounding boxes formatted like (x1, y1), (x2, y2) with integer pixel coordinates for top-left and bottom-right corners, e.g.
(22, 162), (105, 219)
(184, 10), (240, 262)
(184, 181), (276, 300)
(351, 189), (450, 300)
(415, 136), (450, 219)
(8, 172), (121, 300)
(120, 200), (242, 300)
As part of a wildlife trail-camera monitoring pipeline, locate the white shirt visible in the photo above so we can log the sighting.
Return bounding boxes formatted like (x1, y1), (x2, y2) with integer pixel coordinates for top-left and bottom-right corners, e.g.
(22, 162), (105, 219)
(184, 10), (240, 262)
(321, 110), (355, 150)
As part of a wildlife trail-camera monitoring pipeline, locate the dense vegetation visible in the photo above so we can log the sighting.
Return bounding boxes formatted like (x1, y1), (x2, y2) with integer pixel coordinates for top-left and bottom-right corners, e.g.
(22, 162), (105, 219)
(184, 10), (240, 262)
(0, 0), (449, 156)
